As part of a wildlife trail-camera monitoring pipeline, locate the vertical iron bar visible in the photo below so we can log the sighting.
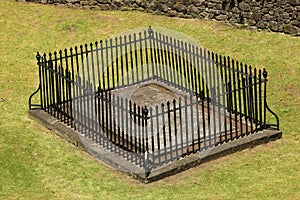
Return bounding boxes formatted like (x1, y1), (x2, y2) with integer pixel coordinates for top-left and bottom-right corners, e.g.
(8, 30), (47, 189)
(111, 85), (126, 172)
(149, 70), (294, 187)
(129, 35), (135, 84)
(56, 59), (64, 121)
(166, 36), (172, 83)
(64, 49), (70, 125)
(74, 74), (81, 133)
(179, 97), (184, 155)
(173, 99), (178, 158)
(42, 54), (48, 113)
(138, 106), (142, 158)
(78, 76), (83, 134)
(242, 77), (248, 135)
(162, 34), (169, 83)
(113, 94), (117, 154)
(97, 86), (101, 144)
(100, 89), (104, 145)
(149, 108), (154, 165)
(143, 106), (149, 165)
(174, 38), (180, 87)
(84, 44), (91, 92)
(67, 71), (72, 126)
(89, 43), (95, 92)
(115, 37), (120, 88)
(232, 59), (238, 138)
(170, 38), (175, 85)
(36, 53), (43, 110)
(237, 62), (243, 137)
(153, 32), (159, 79)
(109, 91), (113, 151)
(100, 41), (105, 90)
(162, 103), (167, 163)
(154, 32), (160, 80)
(129, 100), (133, 161)
(184, 96), (189, 154)
(110, 39), (115, 88)
(148, 29), (155, 79)
(120, 97), (124, 157)
(48, 53), (55, 116)
(105, 40), (110, 89)
(254, 68), (258, 131)
(134, 33), (139, 83)
(119, 37), (125, 87)
(191, 45), (196, 93)
(133, 102), (137, 164)
(203, 49), (211, 147)
(144, 31), (150, 79)
(208, 51), (216, 146)
(95, 41), (101, 89)
(158, 33), (165, 82)
(227, 56), (233, 140)
(86, 81), (91, 138)
(187, 43), (192, 91)
(74, 47), (80, 130)
(189, 95), (195, 153)
(69, 48), (75, 128)
(54, 52), (59, 118)
(105, 90), (109, 147)
(263, 68), (268, 129)
(167, 101), (172, 160)
(215, 54), (224, 143)
(126, 98), (130, 160)
(244, 65), (249, 134)
(143, 106), (149, 172)
(248, 66), (254, 134)
(258, 69), (263, 130)
(181, 41), (187, 89)
(124, 36), (130, 85)
(199, 48), (207, 149)
(139, 32), (145, 81)
(156, 105), (161, 164)
(220, 55), (227, 142)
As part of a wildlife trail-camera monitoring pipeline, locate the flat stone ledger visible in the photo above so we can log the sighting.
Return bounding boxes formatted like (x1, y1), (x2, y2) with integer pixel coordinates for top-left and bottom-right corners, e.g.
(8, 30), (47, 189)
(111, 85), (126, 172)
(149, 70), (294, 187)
(109, 81), (232, 158)
(72, 80), (238, 159)
(110, 81), (199, 156)
(130, 83), (178, 107)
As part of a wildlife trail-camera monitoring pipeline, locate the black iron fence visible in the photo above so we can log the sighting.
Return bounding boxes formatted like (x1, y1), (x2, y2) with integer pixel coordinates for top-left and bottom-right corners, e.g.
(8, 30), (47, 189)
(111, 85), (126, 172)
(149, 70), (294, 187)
(29, 27), (279, 172)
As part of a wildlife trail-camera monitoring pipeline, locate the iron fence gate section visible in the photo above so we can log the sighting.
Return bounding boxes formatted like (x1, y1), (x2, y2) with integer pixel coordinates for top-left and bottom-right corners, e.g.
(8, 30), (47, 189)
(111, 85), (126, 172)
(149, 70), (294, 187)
(29, 27), (279, 172)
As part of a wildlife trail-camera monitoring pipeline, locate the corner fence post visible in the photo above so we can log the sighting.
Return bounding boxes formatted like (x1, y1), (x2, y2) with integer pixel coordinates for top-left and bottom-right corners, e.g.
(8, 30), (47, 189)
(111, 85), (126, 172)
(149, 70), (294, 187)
(262, 68), (280, 130)
(263, 68), (268, 127)
(143, 106), (149, 176)
(37, 52), (43, 108)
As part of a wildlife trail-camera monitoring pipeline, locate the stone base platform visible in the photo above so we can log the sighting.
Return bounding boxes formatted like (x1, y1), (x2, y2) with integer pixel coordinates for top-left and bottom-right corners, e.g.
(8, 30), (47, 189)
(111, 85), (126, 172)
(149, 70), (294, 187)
(28, 109), (281, 183)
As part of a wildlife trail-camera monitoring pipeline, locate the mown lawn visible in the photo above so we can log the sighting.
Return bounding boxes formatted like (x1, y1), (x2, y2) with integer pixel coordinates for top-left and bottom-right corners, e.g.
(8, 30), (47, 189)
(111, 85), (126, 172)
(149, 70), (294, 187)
(0, 0), (299, 199)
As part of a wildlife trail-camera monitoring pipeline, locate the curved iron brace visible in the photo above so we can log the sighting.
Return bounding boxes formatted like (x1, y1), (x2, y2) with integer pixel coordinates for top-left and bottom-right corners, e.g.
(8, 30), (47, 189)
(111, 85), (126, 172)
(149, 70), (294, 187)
(264, 102), (280, 130)
(28, 83), (41, 110)
(263, 69), (280, 130)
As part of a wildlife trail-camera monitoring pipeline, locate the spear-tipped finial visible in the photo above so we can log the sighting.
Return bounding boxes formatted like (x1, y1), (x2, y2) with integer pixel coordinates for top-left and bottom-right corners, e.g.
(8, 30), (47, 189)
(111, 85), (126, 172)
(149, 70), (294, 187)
(143, 106), (149, 117)
(148, 26), (153, 36)
(263, 68), (268, 79)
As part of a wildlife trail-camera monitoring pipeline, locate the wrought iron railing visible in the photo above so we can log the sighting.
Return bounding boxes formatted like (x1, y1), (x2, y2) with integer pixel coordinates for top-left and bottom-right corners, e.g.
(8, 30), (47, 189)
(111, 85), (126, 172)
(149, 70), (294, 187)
(29, 27), (279, 173)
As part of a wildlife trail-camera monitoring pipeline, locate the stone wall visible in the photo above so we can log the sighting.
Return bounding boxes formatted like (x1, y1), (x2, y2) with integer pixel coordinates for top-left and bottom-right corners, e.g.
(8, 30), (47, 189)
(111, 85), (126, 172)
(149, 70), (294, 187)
(31, 0), (300, 35)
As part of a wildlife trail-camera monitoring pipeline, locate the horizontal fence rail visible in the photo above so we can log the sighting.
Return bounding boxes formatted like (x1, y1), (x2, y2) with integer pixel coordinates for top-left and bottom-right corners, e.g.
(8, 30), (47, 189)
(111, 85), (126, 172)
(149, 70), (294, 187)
(29, 27), (279, 173)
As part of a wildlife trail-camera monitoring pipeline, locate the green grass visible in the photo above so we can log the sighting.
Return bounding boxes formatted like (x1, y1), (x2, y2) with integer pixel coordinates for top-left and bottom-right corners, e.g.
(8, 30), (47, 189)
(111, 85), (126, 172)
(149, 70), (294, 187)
(0, 0), (299, 199)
